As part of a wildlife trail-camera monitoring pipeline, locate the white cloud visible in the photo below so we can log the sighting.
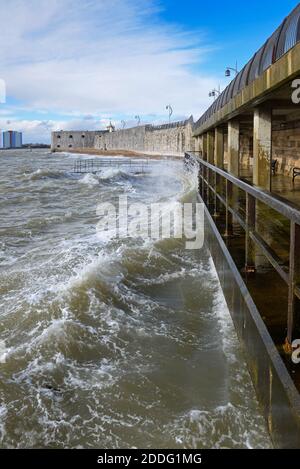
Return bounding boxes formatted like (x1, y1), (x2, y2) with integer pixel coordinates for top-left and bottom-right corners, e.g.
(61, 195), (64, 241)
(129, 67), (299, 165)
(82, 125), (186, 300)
(0, 0), (222, 141)
(0, 116), (110, 143)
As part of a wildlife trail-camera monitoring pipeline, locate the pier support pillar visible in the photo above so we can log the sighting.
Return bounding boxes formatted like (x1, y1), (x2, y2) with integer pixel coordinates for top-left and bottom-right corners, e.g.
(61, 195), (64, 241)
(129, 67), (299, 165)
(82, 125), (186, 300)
(225, 120), (240, 236)
(253, 107), (272, 191)
(198, 135), (204, 158)
(228, 120), (240, 177)
(194, 136), (201, 155)
(214, 127), (224, 169)
(202, 133), (208, 161)
(207, 131), (214, 164)
(253, 108), (272, 268)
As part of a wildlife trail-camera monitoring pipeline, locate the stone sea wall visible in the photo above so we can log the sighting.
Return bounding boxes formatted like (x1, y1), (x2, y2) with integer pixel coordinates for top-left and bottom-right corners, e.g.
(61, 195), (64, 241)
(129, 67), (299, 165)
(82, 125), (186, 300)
(51, 117), (194, 156)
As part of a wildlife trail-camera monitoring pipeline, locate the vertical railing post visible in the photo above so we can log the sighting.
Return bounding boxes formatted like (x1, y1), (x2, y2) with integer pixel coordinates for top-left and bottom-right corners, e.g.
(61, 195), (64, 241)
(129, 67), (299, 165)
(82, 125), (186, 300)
(206, 167), (210, 206)
(225, 179), (233, 237)
(213, 172), (219, 218)
(198, 163), (203, 196)
(203, 167), (206, 201)
(245, 193), (256, 273)
(286, 221), (300, 350)
(204, 167), (208, 204)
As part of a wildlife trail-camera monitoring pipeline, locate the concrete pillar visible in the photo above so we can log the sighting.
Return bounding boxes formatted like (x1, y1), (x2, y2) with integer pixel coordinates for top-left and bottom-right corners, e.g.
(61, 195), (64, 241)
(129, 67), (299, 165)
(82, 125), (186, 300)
(214, 127), (224, 168)
(196, 136), (201, 154)
(202, 133), (207, 161)
(228, 120), (240, 176)
(253, 108), (272, 268)
(198, 135), (204, 157)
(192, 136), (197, 153)
(253, 107), (272, 191)
(193, 136), (199, 153)
(207, 131), (214, 164)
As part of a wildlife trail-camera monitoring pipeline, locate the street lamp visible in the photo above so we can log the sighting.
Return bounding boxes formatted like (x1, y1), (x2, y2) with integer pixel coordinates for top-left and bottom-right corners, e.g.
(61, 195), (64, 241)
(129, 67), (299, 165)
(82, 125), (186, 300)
(121, 120), (126, 129)
(208, 89), (221, 100)
(166, 104), (173, 124)
(225, 62), (239, 77)
(135, 115), (141, 126)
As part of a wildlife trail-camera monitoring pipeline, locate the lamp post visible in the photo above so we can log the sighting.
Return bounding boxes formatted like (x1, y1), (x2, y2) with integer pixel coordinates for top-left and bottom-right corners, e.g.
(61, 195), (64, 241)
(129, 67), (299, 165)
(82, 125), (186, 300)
(121, 120), (126, 129)
(208, 88), (221, 100)
(166, 104), (173, 124)
(135, 115), (141, 126)
(225, 62), (239, 77)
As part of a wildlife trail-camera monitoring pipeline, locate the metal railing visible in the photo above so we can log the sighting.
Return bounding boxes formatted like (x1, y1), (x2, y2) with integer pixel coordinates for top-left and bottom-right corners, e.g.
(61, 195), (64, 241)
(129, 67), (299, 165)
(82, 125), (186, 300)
(73, 158), (149, 174)
(185, 151), (300, 350)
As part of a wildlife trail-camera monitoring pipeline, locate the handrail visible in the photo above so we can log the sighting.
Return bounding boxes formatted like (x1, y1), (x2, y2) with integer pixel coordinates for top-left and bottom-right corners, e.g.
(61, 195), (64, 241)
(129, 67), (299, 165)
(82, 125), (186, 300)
(185, 151), (300, 350)
(186, 152), (300, 225)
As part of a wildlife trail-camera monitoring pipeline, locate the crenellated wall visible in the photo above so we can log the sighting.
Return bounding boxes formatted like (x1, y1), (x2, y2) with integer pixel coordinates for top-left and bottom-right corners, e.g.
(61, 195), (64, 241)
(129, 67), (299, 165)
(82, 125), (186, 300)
(94, 118), (194, 156)
(51, 117), (194, 156)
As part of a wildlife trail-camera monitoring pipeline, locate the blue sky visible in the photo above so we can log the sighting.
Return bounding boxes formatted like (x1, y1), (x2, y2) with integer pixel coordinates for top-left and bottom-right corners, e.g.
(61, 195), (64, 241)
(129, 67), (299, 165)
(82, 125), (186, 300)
(0, 0), (298, 143)
(159, 0), (298, 75)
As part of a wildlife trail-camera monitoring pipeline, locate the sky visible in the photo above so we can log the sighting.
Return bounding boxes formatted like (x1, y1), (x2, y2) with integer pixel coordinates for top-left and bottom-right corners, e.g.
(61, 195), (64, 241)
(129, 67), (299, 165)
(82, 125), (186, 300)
(0, 0), (298, 143)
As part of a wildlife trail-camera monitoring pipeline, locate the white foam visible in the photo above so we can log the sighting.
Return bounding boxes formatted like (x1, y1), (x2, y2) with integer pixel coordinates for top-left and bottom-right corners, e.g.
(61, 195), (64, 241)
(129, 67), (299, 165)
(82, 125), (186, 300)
(27, 168), (65, 180)
(98, 168), (124, 180)
(168, 402), (270, 449)
(0, 340), (12, 363)
(79, 173), (99, 186)
(0, 405), (7, 441)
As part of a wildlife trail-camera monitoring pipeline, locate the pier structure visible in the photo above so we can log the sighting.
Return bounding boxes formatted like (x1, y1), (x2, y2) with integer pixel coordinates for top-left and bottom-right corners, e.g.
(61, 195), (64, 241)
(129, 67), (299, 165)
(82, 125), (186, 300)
(188, 3), (300, 449)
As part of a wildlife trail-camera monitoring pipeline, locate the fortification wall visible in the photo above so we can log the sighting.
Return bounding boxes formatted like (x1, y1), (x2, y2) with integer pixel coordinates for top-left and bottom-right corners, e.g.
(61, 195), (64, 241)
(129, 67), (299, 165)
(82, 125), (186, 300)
(95, 126), (146, 153)
(95, 119), (194, 156)
(143, 120), (194, 155)
(51, 118), (194, 156)
(51, 130), (106, 152)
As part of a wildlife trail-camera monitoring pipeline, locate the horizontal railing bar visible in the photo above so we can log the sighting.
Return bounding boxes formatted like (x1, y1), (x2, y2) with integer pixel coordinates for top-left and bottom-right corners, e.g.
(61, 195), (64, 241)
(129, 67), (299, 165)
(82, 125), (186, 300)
(199, 159), (300, 299)
(250, 231), (290, 284)
(187, 152), (300, 225)
(203, 177), (290, 285)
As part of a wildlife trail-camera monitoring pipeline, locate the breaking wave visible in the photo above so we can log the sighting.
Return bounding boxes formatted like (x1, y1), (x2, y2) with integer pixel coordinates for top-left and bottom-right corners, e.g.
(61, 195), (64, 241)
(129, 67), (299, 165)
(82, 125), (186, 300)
(27, 168), (67, 180)
(0, 150), (271, 448)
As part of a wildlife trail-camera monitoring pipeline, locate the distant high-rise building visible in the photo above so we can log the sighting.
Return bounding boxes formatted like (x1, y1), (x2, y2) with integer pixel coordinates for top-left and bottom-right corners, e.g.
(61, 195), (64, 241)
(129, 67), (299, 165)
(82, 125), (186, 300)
(2, 131), (23, 149)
